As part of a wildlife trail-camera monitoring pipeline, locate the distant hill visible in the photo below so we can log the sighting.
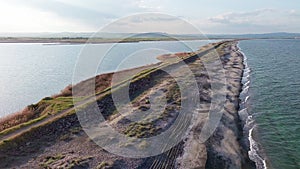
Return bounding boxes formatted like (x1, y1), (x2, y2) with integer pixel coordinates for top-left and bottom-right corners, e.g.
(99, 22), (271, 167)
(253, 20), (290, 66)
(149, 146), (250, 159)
(206, 32), (300, 39)
(0, 32), (299, 39)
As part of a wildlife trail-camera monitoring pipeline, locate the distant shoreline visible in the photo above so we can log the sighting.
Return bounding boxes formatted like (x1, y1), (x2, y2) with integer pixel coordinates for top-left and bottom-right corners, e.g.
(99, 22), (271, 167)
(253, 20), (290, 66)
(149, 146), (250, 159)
(0, 37), (297, 44)
(0, 37), (227, 44)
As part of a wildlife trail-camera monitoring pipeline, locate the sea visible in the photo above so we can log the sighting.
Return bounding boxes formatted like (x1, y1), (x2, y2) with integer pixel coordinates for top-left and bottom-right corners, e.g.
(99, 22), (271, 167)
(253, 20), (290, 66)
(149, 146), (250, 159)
(239, 39), (300, 169)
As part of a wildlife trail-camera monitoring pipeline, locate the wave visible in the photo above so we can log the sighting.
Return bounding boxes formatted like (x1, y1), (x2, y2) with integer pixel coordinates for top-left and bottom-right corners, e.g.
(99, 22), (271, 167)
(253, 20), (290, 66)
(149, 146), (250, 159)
(249, 126), (267, 169)
(244, 81), (250, 88)
(245, 96), (250, 103)
(237, 43), (268, 169)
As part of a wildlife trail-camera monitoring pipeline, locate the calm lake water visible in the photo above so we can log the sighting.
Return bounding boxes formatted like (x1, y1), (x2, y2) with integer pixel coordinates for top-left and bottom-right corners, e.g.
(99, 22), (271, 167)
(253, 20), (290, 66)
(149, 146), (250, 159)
(239, 39), (300, 169)
(0, 40), (217, 117)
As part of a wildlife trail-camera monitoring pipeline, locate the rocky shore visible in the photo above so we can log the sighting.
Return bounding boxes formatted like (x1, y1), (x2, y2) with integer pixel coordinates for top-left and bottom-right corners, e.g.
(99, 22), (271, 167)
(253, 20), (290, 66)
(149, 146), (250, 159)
(0, 40), (255, 169)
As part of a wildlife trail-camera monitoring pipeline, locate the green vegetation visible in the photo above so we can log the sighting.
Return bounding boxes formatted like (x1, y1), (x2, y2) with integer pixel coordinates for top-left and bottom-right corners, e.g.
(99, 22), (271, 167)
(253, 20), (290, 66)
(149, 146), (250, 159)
(124, 122), (157, 138)
(0, 96), (84, 138)
(40, 154), (65, 168)
(0, 113), (48, 137)
(138, 140), (149, 149)
(96, 161), (113, 169)
(67, 157), (91, 169)
(0, 109), (77, 147)
(39, 154), (92, 169)
(59, 127), (83, 141)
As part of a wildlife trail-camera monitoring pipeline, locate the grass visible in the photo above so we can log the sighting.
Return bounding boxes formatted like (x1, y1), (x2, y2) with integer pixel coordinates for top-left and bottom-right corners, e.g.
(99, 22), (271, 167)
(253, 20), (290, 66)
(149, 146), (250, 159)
(0, 106), (43, 132)
(0, 114), (48, 137)
(69, 127), (82, 134)
(0, 109), (77, 147)
(0, 96), (85, 137)
(121, 82), (181, 140)
(138, 140), (149, 149)
(40, 154), (66, 168)
(165, 84), (181, 103)
(124, 122), (158, 138)
(96, 161), (113, 169)
(59, 127), (83, 141)
(67, 157), (91, 169)
(39, 154), (92, 169)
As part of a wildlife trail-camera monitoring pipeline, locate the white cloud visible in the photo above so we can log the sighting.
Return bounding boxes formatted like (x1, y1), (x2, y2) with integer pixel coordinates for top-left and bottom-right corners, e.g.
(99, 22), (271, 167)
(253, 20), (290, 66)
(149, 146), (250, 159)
(0, 1), (299, 34)
(133, 0), (165, 10)
(288, 9), (300, 17)
(0, 2), (94, 32)
(0, 0), (168, 32)
(208, 9), (276, 24)
(101, 13), (200, 34)
(289, 9), (296, 15)
(192, 9), (300, 34)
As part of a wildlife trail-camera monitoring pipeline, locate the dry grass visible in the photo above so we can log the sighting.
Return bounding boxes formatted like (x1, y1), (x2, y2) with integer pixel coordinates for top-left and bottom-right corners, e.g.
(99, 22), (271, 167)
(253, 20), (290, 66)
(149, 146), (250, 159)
(53, 84), (73, 97)
(0, 64), (158, 136)
(0, 96), (78, 135)
(0, 107), (35, 132)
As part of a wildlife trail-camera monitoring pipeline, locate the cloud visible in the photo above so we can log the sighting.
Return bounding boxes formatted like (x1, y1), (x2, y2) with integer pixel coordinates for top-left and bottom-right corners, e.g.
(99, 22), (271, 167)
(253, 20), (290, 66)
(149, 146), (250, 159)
(208, 8), (276, 24)
(1, 1), (300, 34)
(0, 1), (99, 32)
(128, 14), (179, 23)
(0, 0), (175, 33)
(4, 0), (169, 31)
(134, 0), (164, 10)
(289, 9), (300, 17)
(9, 0), (116, 28)
(101, 13), (200, 34)
(192, 9), (300, 34)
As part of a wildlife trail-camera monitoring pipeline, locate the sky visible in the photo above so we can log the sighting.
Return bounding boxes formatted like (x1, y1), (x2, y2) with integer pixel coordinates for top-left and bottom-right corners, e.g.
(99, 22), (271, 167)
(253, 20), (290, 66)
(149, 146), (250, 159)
(0, 0), (299, 34)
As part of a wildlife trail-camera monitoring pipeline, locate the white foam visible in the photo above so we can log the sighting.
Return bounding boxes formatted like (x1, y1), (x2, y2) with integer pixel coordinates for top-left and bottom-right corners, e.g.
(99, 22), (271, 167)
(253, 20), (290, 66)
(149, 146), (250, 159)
(244, 80), (250, 87)
(242, 86), (250, 93)
(245, 96), (250, 102)
(244, 67), (251, 73)
(249, 127), (268, 169)
(238, 42), (267, 169)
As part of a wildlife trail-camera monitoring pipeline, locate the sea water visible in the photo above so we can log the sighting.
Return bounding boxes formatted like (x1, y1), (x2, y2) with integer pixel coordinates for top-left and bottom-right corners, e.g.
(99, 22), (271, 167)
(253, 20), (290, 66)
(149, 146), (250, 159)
(239, 39), (300, 169)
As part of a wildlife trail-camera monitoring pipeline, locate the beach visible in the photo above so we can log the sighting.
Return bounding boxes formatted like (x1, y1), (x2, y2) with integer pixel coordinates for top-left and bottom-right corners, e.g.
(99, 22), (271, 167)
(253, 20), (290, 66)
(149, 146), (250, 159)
(0, 40), (255, 169)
